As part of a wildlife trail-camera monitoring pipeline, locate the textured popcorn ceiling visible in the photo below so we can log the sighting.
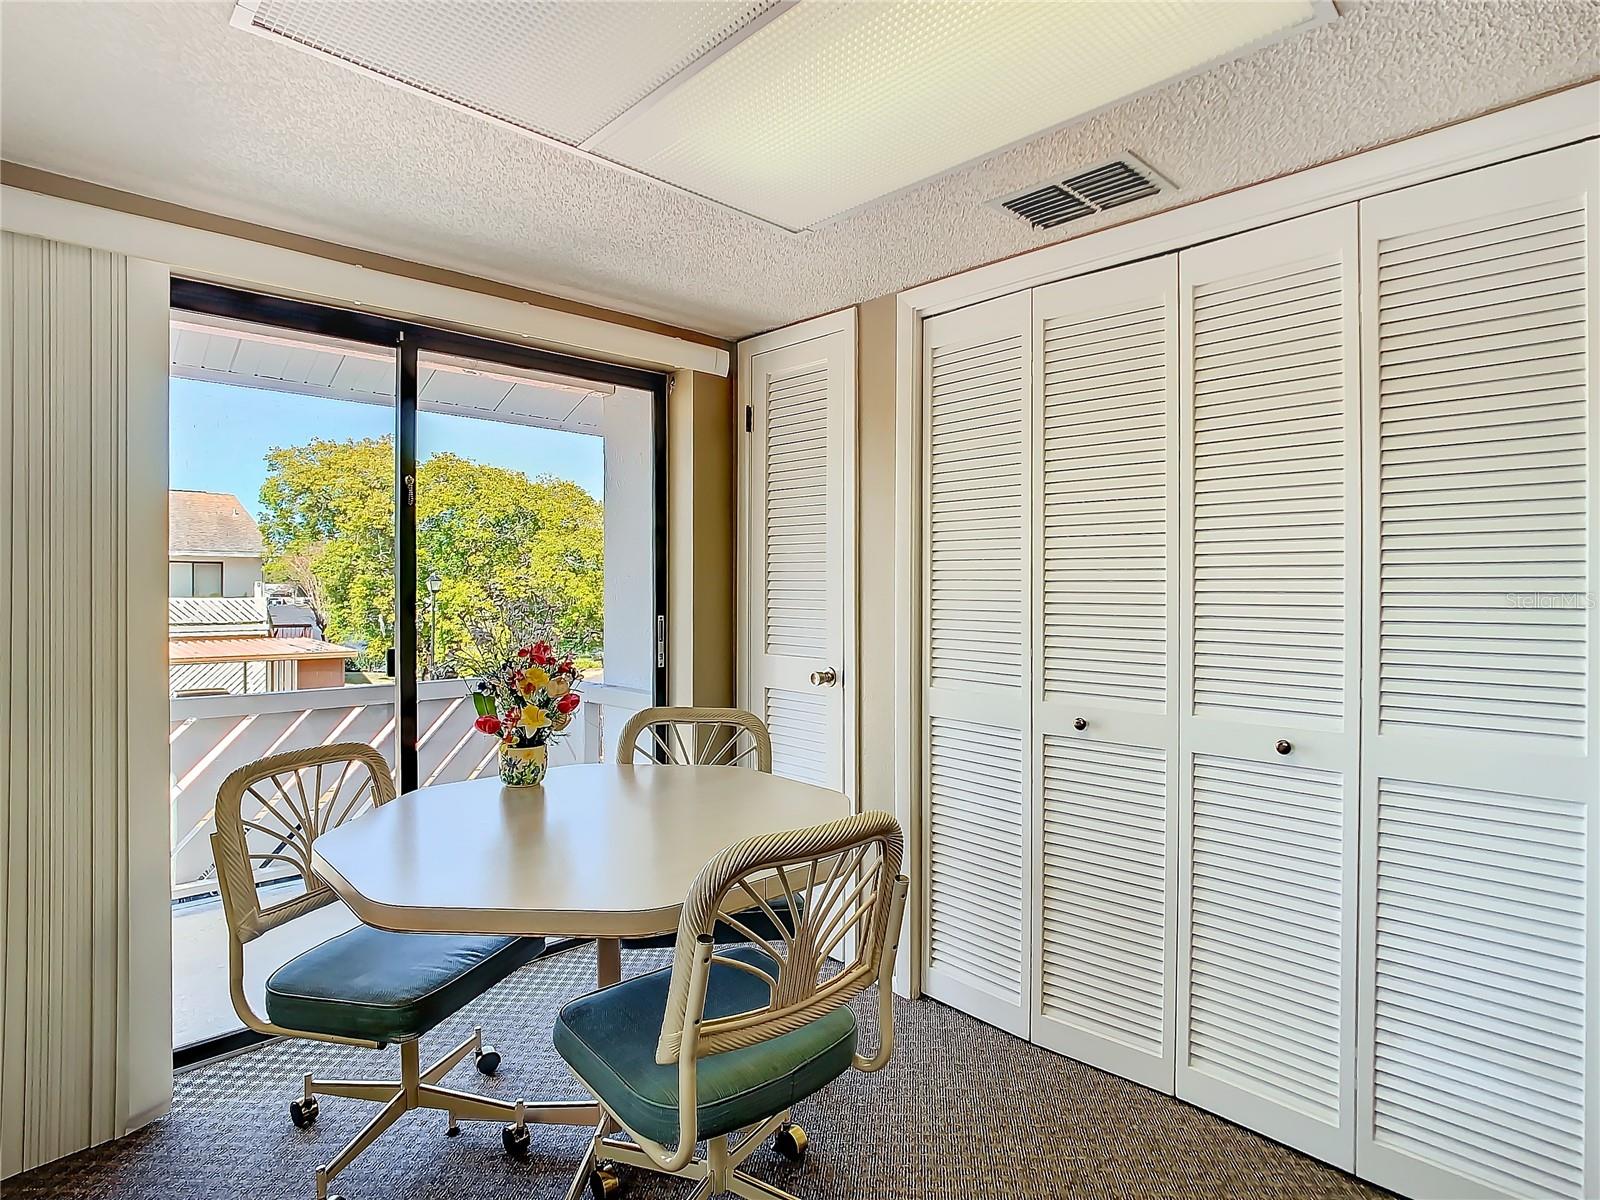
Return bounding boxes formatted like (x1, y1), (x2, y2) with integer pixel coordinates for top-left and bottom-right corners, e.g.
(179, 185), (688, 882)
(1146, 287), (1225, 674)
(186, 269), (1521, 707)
(2, 1), (1596, 339)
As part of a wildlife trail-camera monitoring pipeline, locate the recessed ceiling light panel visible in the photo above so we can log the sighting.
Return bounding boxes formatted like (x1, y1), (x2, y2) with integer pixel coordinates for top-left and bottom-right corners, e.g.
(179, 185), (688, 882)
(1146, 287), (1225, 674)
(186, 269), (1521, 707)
(587, 0), (1327, 230)
(233, 0), (1329, 231)
(232, 0), (780, 145)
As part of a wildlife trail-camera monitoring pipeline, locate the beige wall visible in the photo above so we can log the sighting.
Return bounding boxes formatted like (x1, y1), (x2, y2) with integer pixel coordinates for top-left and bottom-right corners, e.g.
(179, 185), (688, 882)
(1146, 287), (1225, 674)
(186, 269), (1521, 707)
(855, 297), (899, 814)
(667, 369), (738, 708)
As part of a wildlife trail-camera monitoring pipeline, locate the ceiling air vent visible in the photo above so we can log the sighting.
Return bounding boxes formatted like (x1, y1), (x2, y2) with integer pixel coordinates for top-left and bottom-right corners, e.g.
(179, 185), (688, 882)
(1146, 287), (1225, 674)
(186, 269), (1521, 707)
(994, 155), (1171, 230)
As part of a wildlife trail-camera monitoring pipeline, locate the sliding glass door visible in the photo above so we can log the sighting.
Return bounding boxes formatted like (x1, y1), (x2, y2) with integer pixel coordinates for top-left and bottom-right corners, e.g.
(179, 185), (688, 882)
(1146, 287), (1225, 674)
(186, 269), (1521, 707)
(167, 281), (666, 1061)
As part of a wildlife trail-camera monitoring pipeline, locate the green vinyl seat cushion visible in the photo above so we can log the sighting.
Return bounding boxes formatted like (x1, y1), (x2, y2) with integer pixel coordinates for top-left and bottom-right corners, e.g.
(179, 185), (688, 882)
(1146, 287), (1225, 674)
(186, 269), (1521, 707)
(265, 926), (545, 1044)
(553, 944), (856, 1146)
(620, 893), (803, 952)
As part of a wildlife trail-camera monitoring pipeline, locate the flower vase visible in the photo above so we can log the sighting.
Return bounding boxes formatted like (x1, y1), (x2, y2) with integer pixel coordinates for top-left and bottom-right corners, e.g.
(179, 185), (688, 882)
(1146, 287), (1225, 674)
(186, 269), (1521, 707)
(498, 743), (548, 788)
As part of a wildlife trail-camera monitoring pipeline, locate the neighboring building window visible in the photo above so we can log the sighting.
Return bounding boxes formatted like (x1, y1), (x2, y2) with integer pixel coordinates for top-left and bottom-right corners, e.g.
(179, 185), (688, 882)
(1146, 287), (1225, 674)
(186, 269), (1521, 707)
(170, 561), (224, 598)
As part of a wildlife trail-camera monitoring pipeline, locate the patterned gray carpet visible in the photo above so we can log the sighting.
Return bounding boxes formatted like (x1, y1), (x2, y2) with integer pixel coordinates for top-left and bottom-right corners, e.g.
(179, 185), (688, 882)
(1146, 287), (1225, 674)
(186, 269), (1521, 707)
(10, 943), (1387, 1199)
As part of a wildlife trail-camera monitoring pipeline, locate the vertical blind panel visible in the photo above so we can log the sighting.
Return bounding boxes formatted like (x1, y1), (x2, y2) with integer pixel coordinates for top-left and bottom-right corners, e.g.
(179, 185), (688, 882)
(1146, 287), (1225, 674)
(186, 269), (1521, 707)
(926, 716), (1026, 1003)
(1040, 302), (1168, 706)
(1187, 753), (1344, 1120)
(1372, 777), (1586, 1199)
(1190, 261), (1347, 721)
(1040, 736), (1166, 1054)
(763, 686), (830, 787)
(928, 335), (1026, 690)
(1, 234), (133, 1175)
(763, 363), (831, 657)
(1375, 202), (1589, 743)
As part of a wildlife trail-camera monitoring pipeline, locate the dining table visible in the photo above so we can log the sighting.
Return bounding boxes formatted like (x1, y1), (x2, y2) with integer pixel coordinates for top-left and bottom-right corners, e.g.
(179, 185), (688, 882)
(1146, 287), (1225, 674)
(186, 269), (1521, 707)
(309, 761), (852, 1132)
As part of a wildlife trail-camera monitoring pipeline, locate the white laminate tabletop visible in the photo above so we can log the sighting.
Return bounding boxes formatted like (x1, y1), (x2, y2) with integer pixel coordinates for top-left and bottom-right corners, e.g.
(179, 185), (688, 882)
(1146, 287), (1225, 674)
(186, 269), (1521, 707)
(309, 763), (851, 939)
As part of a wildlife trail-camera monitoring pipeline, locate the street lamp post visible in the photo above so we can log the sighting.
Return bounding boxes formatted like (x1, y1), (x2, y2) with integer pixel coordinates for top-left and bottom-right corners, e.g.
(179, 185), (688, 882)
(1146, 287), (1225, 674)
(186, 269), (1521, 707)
(425, 570), (442, 679)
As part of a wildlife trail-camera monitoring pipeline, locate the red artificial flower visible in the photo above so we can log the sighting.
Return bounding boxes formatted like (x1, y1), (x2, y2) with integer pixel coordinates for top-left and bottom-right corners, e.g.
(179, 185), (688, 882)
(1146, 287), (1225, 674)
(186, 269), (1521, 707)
(556, 659), (575, 675)
(474, 714), (502, 735)
(515, 646), (534, 659)
(532, 640), (555, 666)
(556, 691), (581, 714)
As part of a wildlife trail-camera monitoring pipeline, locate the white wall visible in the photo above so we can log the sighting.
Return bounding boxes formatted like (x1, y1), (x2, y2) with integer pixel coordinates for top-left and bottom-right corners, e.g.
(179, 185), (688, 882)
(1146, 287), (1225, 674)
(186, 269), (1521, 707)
(600, 388), (656, 694)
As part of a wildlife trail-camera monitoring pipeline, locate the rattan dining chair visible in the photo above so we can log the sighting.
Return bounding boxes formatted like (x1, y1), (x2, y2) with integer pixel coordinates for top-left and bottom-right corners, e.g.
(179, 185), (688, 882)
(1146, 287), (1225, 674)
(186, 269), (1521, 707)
(554, 810), (909, 1200)
(211, 743), (546, 1200)
(616, 706), (773, 772)
(616, 707), (792, 956)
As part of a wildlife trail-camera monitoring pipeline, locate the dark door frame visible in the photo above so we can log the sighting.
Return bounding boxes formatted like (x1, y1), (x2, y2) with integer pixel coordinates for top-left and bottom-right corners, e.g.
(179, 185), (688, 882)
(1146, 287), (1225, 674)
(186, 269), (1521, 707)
(169, 278), (669, 1066)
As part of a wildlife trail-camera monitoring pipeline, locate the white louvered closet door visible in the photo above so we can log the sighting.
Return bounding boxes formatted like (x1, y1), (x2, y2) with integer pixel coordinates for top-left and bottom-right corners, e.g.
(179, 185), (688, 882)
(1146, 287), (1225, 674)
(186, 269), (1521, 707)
(1355, 143), (1599, 1200)
(921, 292), (1034, 1036)
(1175, 205), (1361, 1168)
(1029, 257), (1179, 1090)
(744, 328), (851, 792)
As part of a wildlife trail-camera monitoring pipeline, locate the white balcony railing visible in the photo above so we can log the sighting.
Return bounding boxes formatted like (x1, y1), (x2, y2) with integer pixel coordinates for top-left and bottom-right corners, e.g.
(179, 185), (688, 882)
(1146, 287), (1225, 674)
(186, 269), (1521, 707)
(169, 678), (651, 900)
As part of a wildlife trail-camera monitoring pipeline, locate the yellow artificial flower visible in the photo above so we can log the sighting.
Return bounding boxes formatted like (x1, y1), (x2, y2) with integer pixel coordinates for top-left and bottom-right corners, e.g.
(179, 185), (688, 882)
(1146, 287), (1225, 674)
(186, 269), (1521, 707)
(546, 676), (570, 698)
(519, 705), (549, 731)
(516, 666), (550, 696)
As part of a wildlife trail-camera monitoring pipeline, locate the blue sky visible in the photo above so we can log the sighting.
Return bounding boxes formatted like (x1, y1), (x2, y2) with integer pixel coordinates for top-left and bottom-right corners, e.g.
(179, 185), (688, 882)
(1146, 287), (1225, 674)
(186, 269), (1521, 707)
(170, 378), (604, 515)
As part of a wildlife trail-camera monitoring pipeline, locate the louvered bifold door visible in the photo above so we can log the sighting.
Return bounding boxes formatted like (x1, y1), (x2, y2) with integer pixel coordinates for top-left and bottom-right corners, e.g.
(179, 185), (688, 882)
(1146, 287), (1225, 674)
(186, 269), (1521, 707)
(921, 292), (1034, 1036)
(1175, 205), (1361, 1168)
(745, 333), (849, 791)
(1355, 143), (1599, 1200)
(1029, 257), (1179, 1090)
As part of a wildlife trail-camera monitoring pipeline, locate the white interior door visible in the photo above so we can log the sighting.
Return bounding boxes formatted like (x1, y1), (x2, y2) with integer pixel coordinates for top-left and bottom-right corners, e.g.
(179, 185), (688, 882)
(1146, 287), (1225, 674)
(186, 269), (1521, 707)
(1176, 205), (1362, 1168)
(919, 291), (1034, 1037)
(1029, 256), (1180, 1091)
(739, 313), (855, 797)
(1355, 142), (1599, 1200)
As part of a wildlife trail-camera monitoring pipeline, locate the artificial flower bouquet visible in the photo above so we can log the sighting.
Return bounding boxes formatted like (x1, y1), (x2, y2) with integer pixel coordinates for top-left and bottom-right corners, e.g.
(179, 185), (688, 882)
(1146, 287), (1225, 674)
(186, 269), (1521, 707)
(469, 640), (583, 787)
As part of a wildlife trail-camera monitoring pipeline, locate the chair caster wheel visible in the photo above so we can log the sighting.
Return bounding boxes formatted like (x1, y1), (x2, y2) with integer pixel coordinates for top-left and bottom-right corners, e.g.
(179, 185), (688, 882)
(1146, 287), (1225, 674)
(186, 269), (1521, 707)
(773, 1122), (808, 1162)
(588, 1164), (623, 1199)
(475, 1045), (501, 1075)
(290, 1096), (319, 1128)
(502, 1122), (531, 1158)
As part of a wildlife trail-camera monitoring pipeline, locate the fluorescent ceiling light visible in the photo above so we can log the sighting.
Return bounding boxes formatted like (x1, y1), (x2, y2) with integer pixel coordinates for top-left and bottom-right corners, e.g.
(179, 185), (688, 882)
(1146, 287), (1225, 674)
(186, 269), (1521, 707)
(588, 0), (1326, 229)
(233, 0), (780, 144)
(234, 0), (1328, 231)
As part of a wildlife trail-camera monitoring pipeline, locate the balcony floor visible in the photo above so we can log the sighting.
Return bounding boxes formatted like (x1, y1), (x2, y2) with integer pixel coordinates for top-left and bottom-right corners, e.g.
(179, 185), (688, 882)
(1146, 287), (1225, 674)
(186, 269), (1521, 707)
(172, 884), (359, 1051)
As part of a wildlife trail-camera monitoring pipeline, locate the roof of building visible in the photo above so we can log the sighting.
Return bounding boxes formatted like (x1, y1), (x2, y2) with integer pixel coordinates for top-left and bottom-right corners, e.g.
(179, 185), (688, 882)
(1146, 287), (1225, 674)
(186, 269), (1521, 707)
(167, 637), (352, 665)
(169, 596), (268, 636)
(169, 490), (265, 557)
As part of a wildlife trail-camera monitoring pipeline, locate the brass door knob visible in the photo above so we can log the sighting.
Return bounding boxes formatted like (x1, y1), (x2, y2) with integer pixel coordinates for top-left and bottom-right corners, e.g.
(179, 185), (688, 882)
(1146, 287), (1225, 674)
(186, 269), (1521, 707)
(1275, 739), (1292, 756)
(810, 667), (838, 687)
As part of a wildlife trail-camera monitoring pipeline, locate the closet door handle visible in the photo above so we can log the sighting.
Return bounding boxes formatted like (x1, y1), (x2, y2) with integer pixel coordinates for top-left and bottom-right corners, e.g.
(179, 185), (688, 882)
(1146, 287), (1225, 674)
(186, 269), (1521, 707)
(810, 667), (838, 687)
(1275, 739), (1292, 756)
(1073, 717), (1088, 731)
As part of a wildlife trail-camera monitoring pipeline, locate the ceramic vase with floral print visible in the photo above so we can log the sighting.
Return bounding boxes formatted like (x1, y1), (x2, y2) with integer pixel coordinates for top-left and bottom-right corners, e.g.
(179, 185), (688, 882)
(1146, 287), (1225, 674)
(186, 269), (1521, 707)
(497, 742), (548, 787)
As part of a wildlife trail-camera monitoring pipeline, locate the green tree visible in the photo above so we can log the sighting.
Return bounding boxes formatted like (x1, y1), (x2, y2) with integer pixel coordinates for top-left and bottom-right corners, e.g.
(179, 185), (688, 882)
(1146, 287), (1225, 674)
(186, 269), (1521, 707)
(258, 436), (603, 675)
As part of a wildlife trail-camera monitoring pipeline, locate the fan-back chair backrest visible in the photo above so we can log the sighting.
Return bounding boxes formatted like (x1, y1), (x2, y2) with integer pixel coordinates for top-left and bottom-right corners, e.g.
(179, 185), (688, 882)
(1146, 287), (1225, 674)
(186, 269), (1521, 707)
(211, 742), (396, 945)
(617, 706), (773, 773)
(656, 810), (906, 1065)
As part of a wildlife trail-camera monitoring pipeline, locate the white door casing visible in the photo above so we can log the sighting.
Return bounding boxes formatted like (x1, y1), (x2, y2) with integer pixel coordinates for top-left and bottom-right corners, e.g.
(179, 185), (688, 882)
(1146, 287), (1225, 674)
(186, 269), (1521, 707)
(738, 311), (856, 801)
(1029, 256), (1180, 1091)
(1175, 204), (1363, 1169)
(920, 291), (1034, 1037)
(1355, 142), (1599, 1200)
